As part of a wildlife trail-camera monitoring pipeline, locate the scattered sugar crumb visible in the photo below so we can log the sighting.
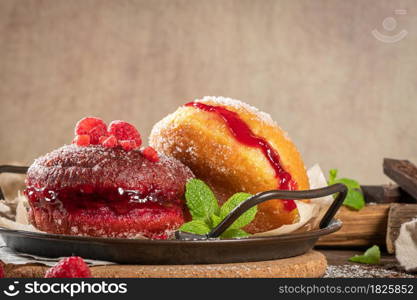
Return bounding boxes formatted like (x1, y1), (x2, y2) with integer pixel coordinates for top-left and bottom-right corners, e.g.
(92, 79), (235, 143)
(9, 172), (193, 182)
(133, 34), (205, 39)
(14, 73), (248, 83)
(325, 264), (416, 278)
(197, 96), (277, 127)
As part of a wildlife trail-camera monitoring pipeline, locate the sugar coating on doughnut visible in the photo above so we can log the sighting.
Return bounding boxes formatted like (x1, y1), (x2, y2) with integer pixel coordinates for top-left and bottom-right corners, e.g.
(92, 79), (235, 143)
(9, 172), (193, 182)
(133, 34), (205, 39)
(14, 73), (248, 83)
(198, 96), (277, 126)
(149, 96), (310, 233)
(150, 96), (309, 191)
(152, 96), (291, 143)
(26, 144), (193, 194)
(25, 144), (195, 239)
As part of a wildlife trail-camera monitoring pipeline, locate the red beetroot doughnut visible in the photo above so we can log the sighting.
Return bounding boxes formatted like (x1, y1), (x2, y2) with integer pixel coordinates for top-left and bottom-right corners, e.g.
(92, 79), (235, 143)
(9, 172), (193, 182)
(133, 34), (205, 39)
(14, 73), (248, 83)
(25, 145), (194, 239)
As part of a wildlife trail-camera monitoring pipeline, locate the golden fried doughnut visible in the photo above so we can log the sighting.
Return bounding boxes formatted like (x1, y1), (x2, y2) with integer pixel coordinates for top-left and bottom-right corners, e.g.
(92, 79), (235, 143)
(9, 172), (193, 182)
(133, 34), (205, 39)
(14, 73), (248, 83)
(149, 96), (310, 233)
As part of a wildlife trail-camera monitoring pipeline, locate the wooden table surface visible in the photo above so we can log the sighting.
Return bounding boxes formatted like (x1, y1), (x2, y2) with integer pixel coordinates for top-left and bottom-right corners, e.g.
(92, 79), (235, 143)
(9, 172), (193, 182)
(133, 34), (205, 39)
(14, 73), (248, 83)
(319, 248), (416, 278)
(321, 249), (395, 265)
(2, 249), (415, 278)
(3, 251), (327, 278)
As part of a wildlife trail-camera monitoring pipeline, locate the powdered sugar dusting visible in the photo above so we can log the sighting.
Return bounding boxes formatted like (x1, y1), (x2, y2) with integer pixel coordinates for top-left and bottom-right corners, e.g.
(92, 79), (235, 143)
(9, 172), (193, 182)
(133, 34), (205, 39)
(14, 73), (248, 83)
(325, 264), (415, 278)
(25, 144), (194, 239)
(196, 96), (293, 143)
(26, 144), (194, 191)
(150, 96), (295, 154)
(197, 96), (277, 127)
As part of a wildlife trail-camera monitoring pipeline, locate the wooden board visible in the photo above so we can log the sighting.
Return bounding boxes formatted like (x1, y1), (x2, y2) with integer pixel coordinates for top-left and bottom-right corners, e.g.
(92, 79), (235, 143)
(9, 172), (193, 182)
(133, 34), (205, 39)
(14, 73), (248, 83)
(386, 203), (417, 254)
(317, 204), (390, 247)
(2, 250), (326, 278)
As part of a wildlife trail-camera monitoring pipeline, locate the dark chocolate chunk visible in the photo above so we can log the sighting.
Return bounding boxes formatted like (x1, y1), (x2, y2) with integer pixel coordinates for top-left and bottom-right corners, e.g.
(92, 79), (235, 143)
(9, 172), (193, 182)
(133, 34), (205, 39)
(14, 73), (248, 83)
(361, 184), (415, 203)
(383, 158), (417, 201)
(361, 184), (401, 203)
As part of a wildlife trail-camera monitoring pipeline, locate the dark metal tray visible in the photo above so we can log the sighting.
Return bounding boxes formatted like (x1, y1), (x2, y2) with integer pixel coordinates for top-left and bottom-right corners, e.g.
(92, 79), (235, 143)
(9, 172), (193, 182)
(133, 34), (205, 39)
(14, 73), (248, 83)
(0, 220), (341, 264)
(0, 165), (345, 264)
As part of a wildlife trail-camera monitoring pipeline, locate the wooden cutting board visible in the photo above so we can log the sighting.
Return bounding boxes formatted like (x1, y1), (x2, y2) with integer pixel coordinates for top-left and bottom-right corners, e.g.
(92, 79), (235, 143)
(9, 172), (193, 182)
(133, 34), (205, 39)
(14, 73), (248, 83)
(2, 250), (326, 278)
(317, 204), (390, 247)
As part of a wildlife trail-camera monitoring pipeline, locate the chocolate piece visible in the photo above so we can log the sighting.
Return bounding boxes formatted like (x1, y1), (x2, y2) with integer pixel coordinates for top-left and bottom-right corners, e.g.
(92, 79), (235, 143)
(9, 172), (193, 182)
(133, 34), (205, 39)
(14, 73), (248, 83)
(361, 184), (415, 203)
(361, 184), (401, 203)
(383, 158), (417, 201)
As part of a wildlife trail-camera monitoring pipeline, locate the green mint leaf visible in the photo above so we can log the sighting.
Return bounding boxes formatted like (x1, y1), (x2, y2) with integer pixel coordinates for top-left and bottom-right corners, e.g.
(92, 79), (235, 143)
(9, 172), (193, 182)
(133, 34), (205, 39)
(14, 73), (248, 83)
(328, 169), (338, 184)
(179, 220), (211, 235)
(182, 179), (256, 239)
(328, 170), (365, 211)
(219, 192), (256, 230)
(334, 178), (365, 210)
(335, 178), (361, 189)
(340, 186), (365, 210)
(220, 228), (250, 239)
(185, 179), (219, 221)
(349, 245), (381, 264)
(210, 214), (222, 228)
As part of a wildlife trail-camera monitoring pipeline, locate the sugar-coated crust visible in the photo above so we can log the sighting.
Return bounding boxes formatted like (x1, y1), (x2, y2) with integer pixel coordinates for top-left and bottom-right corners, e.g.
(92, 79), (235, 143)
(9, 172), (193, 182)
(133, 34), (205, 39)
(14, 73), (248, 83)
(29, 202), (183, 239)
(26, 144), (194, 201)
(149, 96), (310, 233)
(26, 144), (194, 238)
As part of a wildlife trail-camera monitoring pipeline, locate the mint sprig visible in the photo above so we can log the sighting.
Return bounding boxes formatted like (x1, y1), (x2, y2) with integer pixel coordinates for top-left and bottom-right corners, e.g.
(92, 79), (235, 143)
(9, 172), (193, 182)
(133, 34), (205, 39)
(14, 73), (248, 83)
(221, 229), (249, 238)
(184, 179), (219, 221)
(179, 220), (211, 235)
(328, 169), (365, 211)
(349, 245), (381, 264)
(220, 192), (257, 230)
(179, 179), (257, 239)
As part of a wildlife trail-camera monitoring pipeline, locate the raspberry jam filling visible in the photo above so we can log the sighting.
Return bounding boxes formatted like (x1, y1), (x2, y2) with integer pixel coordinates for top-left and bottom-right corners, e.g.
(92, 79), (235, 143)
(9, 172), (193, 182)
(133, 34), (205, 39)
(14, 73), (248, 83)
(25, 185), (183, 216)
(185, 101), (297, 212)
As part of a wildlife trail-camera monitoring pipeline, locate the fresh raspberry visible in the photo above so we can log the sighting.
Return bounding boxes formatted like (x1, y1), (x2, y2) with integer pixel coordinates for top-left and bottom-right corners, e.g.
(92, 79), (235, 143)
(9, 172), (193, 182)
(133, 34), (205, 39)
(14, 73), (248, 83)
(0, 264), (4, 278)
(119, 140), (138, 151)
(44, 256), (91, 278)
(98, 136), (107, 144)
(73, 134), (91, 146)
(75, 117), (108, 145)
(108, 121), (142, 148)
(102, 135), (117, 148)
(142, 146), (159, 162)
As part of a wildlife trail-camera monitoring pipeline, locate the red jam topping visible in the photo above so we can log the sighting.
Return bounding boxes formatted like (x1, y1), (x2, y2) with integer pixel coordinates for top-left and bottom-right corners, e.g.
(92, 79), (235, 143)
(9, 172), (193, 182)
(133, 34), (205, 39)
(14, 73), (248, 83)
(25, 185), (182, 216)
(185, 101), (298, 211)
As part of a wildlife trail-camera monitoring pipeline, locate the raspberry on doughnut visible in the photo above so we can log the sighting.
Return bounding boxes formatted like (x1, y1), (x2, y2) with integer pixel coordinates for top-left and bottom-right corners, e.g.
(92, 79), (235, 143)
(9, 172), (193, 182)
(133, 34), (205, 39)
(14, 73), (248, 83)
(25, 119), (194, 239)
(149, 96), (310, 234)
(75, 117), (108, 145)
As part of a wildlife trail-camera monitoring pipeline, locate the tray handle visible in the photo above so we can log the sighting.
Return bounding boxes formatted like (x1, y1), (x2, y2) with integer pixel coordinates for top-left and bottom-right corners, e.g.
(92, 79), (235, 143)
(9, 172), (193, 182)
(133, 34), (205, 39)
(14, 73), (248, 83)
(0, 165), (29, 200)
(176, 183), (347, 240)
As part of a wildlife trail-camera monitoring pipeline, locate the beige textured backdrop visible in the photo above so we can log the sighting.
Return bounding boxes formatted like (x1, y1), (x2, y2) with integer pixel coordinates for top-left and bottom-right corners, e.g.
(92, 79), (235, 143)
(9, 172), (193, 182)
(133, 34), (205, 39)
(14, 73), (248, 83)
(0, 0), (416, 184)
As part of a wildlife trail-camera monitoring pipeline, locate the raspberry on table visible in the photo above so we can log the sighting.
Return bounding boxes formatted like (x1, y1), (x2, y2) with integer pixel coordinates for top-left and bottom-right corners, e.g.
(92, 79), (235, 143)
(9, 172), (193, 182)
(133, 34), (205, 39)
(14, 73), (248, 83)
(142, 146), (159, 162)
(73, 134), (91, 146)
(44, 256), (91, 278)
(108, 120), (142, 148)
(75, 117), (108, 145)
